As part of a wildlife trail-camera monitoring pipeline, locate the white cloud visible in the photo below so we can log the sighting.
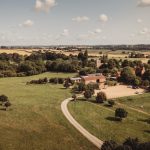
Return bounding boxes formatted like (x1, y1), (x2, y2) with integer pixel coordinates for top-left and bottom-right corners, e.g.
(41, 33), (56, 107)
(35, 0), (57, 12)
(139, 27), (149, 34)
(137, 19), (142, 23)
(99, 14), (108, 22)
(79, 28), (102, 40)
(72, 16), (90, 22)
(21, 20), (34, 27)
(138, 0), (150, 7)
(95, 29), (102, 34)
(61, 29), (69, 36)
(35, 0), (43, 11)
(102, 36), (107, 40)
(130, 34), (135, 37)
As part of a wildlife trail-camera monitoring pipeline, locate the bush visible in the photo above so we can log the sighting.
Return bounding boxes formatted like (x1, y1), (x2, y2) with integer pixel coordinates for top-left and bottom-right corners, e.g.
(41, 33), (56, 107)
(115, 108), (128, 121)
(4, 101), (11, 110)
(84, 90), (92, 100)
(63, 80), (71, 88)
(96, 92), (107, 103)
(108, 100), (115, 107)
(101, 138), (150, 150)
(2, 70), (17, 77)
(77, 82), (86, 92)
(72, 94), (77, 101)
(106, 80), (118, 86)
(101, 140), (117, 150)
(123, 137), (139, 150)
(17, 73), (26, 77)
(0, 95), (8, 102)
(58, 78), (65, 84)
(29, 77), (48, 84)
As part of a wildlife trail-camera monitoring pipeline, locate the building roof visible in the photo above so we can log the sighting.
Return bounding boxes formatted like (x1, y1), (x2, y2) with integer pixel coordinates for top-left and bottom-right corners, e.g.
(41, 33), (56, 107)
(81, 75), (106, 81)
(70, 77), (81, 81)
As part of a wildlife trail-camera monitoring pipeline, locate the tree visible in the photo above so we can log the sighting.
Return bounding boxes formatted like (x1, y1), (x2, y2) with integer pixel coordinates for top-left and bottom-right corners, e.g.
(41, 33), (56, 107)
(84, 90), (92, 100)
(96, 92), (107, 103)
(72, 94), (77, 101)
(142, 80), (149, 87)
(78, 52), (84, 60)
(101, 140), (118, 150)
(120, 67), (136, 84)
(0, 95), (8, 103)
(132, 77), (141, 87)
(78, 82), (86, 92)
(123, 137), (139, 150)
(108, 100), (115, 107)
(4, 101), (11, 110)
(143, 69), (150, 82)
(63, 80), (70, 88)
(137, 142), (150, 150)
(115, 108), (128, 121)
(115, 145), (132, 150)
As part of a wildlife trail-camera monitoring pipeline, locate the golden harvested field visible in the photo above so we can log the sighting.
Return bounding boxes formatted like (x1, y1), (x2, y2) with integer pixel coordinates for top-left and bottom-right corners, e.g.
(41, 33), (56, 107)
(0, 49), (32, 55)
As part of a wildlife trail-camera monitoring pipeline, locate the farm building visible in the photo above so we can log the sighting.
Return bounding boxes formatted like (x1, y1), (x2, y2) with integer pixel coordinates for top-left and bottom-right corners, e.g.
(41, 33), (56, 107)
(81, 74), (106, 85)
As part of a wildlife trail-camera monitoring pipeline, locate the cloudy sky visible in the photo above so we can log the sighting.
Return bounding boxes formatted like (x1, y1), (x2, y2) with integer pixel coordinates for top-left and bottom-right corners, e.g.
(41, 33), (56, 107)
(0, 0), (150, 45)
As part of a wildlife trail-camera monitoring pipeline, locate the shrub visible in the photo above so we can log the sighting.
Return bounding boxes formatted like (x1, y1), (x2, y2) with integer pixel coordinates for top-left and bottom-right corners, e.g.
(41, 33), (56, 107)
(77, 82), (86, 92)
(106, 80), (118, 86)
(96, 92), (107, 103)
(84, 90), (92, 100)
(29, 77), (48, 84)
(123, 137), (139, 150)
(4, 101), (11, 110)
(58, 78), (65, 84)
(63, 80), (71, 88)
(17, 73), (26, 77)
(101, 140), (117, 150)
(101, 138), (150, 150)
(0, 95), (8, 102)
(72, 94), (77, 101)
(108, 100), (115, 107)
(115, 108), (128, 121)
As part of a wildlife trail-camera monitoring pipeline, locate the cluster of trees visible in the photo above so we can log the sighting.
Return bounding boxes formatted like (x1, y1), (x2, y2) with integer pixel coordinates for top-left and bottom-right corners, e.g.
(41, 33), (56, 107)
(0, 53), (23, 62)
(27, 77), (69, 85)
(120, 66), (150, 87)
(27, 77), (48, 84)
(129, 52), (145, 58)
(101, 137), (150, 150)
(46, 60), (78, 73)
(74, 82), (99, 93)
(0, 51), (78, 77)
(0, 95), (11, 110)
(0, 51), (150, 91)
(49, 77), (66, 84)
(25, 51), (69, 61)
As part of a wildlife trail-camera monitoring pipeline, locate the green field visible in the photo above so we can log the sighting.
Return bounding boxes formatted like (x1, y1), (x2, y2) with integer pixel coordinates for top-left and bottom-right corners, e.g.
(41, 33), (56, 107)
(116, 94), (150, 114)
(68, 95), (150, 143)
(0, 73), (97, 150)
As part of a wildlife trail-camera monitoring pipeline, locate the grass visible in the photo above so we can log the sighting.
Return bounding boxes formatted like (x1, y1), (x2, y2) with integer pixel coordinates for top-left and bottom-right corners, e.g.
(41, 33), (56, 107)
(0, 72), (97, 150)
(116, 93), (150, 114)
(68, 96), (150, 144)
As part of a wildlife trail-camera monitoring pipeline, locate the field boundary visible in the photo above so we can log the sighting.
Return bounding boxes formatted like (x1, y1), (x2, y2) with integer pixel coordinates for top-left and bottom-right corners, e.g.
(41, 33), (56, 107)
(61, 98), (103, 149)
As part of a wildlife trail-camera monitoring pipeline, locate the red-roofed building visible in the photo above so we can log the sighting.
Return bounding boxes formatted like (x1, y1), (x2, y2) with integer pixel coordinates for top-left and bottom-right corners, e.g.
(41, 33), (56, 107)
(81, 74), (106, 85)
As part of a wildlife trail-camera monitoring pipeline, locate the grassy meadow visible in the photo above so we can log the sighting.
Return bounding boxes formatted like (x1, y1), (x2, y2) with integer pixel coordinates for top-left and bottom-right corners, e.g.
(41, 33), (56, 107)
(0, 72), (98, 150)
(68, 95), (150, 144)
(116, 93), (150, 114)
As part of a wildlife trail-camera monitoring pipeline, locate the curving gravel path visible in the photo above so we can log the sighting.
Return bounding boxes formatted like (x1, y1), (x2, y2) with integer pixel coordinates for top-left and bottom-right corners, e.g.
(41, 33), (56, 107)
(61, 98), (103, 149)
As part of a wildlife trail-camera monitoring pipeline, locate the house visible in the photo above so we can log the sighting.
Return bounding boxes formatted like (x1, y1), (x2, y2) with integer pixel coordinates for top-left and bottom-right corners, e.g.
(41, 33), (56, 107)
(81, 74), (106, 85)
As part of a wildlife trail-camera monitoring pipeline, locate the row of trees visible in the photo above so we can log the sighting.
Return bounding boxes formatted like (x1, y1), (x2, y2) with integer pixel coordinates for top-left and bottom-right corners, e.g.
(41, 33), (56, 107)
(27, 77), (69, 85)
(101, 137), (150, 150)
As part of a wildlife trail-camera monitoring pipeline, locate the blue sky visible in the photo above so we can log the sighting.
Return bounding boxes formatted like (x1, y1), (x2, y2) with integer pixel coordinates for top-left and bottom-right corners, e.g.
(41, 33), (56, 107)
(0, 0), (150, 45)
